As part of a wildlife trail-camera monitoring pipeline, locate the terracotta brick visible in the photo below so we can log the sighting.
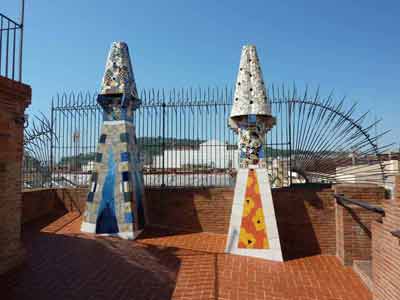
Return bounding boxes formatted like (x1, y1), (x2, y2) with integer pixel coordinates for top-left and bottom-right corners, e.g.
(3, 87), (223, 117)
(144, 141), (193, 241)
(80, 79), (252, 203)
(0, 76), (31, 275)
(0, 213), (372, 300)
(372, 175), (400, 300)
(334, 184), (386, 266)
(24, 183), (386, 263)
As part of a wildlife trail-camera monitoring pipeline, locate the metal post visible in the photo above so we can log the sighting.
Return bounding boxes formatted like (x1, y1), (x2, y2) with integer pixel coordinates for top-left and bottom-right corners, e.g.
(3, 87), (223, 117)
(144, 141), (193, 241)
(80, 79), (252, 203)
(161, 101), (166, 188)
(5, 20), (9, 77)
(73, 131), (79, 186)
(0, 17), (3, 74)
(50, 100), (54, 188)
(288, 100), (293, 186)
(18, 0), (25, 82)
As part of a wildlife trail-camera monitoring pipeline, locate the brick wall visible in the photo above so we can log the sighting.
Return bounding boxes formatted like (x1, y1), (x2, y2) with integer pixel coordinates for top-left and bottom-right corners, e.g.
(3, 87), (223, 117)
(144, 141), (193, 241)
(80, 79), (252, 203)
(22, 189), (64, 224)
(0, 76), (31, 274)
(21, 183), (387, 264)
(273, 184), (336, 259)
(372, 175), (400, 300)
(335, 184), (385, 266)
(33, 187), (233, 233)
(27, 184), (337, 259)
(145, 188), (234, 233)
(55, 188), (87, 214)
(21, 188), (86, 224)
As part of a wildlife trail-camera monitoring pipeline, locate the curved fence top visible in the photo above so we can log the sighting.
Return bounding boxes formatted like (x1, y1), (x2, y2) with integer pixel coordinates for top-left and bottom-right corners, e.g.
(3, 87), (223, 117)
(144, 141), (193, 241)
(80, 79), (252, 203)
(24, 85), (396, 189)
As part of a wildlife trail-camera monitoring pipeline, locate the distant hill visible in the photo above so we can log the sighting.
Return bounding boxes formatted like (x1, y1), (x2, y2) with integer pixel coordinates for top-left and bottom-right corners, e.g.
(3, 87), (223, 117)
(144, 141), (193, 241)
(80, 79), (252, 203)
(57, 137), (298, 168)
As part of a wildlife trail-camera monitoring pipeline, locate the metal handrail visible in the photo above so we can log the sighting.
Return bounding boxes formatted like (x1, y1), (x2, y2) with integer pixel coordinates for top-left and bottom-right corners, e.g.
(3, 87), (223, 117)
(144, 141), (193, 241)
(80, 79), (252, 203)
(334, 194), (385, 215)
(391, 230), (400, 239)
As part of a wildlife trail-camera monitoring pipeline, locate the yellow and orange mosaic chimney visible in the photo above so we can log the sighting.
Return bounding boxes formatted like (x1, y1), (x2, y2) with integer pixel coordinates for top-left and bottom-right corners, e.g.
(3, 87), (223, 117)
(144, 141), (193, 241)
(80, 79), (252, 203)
(225, 45), (283, 261)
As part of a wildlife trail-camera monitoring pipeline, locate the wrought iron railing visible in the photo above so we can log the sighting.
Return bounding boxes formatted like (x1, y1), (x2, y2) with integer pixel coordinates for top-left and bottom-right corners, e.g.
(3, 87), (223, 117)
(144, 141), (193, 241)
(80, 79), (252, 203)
(48, 88), (292, 189)
(0, 1), (24, 81)
(23, 85), (394, 190)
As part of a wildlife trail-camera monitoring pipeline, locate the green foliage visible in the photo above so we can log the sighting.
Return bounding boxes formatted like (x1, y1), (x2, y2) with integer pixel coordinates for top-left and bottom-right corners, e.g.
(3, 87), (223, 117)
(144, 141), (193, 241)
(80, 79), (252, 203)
(58, 152), (96, 169)
(57, 137), (205, 167)
(57, 138), (313, 168)
(23, 154), (43, 170)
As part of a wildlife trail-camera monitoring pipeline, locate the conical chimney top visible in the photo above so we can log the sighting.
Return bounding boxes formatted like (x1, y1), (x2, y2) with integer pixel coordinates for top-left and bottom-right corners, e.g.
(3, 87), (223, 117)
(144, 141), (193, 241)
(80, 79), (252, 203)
(229, 45), (273, 127)
(100, 41), (138, 100)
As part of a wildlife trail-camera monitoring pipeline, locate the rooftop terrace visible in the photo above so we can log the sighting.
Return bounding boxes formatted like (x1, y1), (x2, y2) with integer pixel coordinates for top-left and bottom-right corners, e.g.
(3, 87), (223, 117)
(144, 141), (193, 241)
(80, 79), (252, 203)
(0, 4), (399, 299)
(1, 211), (372, 300)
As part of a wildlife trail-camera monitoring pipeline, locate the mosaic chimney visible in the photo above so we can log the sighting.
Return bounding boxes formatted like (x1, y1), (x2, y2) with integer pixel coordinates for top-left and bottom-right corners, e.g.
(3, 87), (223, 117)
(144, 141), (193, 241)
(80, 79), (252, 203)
(80, 42), (146, 239)
(225, 45), (283, 261)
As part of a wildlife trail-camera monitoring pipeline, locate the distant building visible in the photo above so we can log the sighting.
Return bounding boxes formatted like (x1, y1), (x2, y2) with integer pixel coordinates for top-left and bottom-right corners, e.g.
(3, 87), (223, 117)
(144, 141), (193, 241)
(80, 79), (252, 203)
(150, 139), (297, 187)
(336, 159), (399, 198)
(151, 140), (239, 169)
(82, 161), (95, 172)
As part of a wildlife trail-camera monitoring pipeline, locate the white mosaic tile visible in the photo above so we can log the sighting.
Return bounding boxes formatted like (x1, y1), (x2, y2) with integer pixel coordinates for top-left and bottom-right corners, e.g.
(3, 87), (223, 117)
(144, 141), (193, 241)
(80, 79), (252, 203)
(229, 45), (271, 122)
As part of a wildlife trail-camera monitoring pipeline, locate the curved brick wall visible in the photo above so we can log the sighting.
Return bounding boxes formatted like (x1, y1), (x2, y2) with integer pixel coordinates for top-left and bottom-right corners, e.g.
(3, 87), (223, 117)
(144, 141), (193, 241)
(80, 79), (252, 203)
(22, 184), (338, 259)
(22, 183), (387, 261)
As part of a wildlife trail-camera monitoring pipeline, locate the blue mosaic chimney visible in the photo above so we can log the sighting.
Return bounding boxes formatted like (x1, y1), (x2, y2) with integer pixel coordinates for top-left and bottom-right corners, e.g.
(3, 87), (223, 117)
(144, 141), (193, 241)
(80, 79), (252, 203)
(81, 42), (145, 239)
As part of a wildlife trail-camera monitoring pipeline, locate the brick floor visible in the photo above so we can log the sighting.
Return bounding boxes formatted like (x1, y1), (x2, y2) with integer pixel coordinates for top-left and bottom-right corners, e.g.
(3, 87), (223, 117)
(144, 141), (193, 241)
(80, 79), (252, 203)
(0, 212), (372, 300)
(139, 227), (227, 254)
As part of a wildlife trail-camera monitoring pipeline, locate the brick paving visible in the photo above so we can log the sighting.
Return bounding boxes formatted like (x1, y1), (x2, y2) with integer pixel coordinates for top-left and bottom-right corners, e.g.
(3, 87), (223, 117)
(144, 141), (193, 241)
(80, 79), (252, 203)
(0, 212), (372, 300)
(139, 227), (227, 254)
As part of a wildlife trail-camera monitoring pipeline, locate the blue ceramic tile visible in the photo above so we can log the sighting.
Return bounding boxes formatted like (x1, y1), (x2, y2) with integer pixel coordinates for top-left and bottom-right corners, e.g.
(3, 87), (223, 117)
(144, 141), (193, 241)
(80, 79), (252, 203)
(91, 172), (98, 182)
(120, 152), (130, 162)
(248, 114), (257, 124)
(124, 192), (132, 202)
(87, 192), (94, 202)
(99, 134), (107, 143)
(121, 171), (130, 182)
(124, 212), (133, 223)
(96, 146), (119, 234)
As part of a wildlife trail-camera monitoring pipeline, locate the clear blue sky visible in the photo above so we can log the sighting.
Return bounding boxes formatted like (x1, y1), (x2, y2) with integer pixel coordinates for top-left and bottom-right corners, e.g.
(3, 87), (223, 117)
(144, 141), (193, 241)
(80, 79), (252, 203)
(2, 0), (399, 147)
